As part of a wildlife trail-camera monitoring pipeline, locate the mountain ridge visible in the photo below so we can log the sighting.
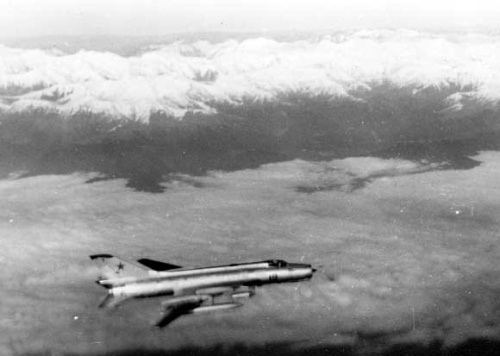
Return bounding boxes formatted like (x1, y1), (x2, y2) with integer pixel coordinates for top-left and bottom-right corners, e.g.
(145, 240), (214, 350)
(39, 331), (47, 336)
(1, 29), (500, 122)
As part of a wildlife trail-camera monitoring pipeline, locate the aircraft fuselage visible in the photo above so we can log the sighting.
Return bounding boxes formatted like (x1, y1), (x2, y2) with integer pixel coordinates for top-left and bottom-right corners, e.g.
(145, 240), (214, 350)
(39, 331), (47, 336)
(107, 263), (313, 300)
(92, 256), (315, 326)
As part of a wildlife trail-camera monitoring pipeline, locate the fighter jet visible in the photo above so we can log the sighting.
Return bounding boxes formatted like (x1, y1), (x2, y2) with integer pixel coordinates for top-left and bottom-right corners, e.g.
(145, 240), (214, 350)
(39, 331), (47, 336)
(90, 254), (315, 327)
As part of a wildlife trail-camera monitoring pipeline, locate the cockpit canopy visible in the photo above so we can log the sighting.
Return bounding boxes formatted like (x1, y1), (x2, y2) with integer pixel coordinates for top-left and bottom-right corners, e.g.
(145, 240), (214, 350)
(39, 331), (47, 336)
(267, 259), (288, 268)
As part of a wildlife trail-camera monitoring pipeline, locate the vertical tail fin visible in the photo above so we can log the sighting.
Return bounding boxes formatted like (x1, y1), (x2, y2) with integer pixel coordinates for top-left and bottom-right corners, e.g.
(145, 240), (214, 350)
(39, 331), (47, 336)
(90, 254), (150, 280)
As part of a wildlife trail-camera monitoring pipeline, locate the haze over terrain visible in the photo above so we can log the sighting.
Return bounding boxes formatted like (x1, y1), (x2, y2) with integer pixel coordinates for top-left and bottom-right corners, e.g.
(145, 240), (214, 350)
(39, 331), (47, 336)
(1, 24), (500, 356)
(2, 0), (499, 38)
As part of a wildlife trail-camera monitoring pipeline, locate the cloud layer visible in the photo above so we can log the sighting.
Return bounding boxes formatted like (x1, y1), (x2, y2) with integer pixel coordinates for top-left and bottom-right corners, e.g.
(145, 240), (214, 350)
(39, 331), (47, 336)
(1, 152), (500, 355)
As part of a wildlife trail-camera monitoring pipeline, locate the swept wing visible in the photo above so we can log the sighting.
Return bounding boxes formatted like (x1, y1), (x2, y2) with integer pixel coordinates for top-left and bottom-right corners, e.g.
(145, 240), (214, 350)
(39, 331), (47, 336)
(154, 287), (247, 327)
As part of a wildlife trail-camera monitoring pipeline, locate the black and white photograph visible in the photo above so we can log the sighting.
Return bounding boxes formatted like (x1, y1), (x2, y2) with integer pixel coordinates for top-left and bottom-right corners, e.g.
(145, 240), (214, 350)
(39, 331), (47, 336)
(1, 1), (500, 355)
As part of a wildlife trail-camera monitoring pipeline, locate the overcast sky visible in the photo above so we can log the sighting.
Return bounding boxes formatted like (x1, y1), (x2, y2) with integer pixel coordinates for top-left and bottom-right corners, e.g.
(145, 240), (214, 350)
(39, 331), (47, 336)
(0, 0), (499, 38)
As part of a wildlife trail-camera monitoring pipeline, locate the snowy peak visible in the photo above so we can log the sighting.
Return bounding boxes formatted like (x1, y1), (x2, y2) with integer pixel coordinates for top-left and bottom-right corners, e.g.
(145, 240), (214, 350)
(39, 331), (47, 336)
(1, 30), (500, 121)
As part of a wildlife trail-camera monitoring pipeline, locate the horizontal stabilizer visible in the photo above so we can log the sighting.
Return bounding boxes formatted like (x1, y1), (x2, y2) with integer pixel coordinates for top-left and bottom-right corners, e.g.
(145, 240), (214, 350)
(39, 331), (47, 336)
(99, 293), (128, 309)
(137, 258), (182, 271)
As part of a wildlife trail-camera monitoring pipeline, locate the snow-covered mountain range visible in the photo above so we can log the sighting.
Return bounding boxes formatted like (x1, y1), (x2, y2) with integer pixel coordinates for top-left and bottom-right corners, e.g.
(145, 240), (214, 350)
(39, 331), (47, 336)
(1, 29), (500, 121)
